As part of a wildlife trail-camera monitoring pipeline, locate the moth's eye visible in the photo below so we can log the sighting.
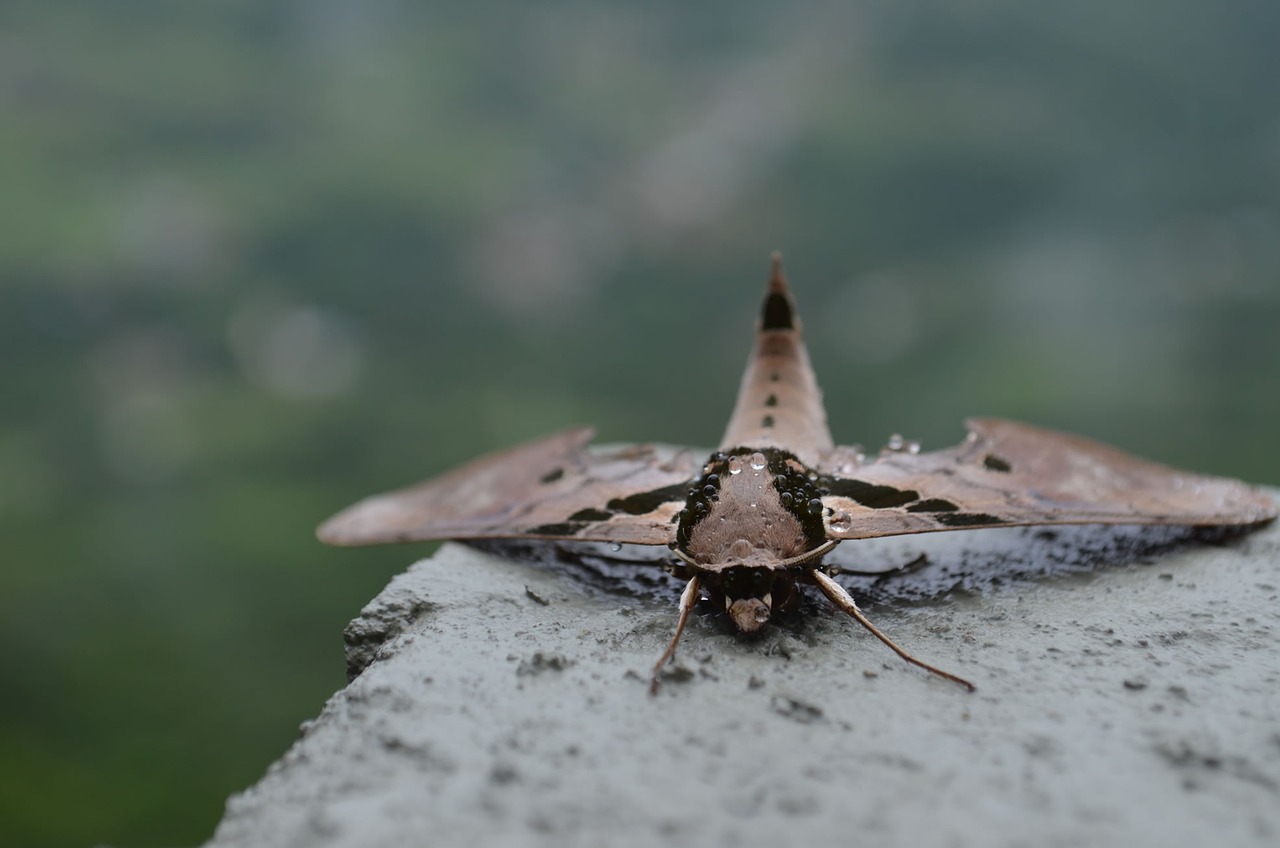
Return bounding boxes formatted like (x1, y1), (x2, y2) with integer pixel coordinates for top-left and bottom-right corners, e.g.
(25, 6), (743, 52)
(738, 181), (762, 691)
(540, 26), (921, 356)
(724, 568), (770, 597)
(746, 568), (770, 595)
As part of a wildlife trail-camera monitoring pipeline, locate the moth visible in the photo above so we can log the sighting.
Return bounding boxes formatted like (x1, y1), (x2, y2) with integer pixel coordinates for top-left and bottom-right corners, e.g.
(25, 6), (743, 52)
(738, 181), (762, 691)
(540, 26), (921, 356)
(319, 255), (1276, 692)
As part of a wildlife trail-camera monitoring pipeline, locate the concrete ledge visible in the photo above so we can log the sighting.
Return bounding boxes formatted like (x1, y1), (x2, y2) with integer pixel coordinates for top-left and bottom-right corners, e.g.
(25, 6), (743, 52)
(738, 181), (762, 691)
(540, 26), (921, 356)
(207, 493), (1280, 848)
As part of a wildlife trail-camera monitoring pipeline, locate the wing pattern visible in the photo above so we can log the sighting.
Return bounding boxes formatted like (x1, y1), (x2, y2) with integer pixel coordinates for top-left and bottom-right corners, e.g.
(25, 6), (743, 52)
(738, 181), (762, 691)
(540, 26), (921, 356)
(821, 418), (1277, 540)
(318, 428), (701, 547)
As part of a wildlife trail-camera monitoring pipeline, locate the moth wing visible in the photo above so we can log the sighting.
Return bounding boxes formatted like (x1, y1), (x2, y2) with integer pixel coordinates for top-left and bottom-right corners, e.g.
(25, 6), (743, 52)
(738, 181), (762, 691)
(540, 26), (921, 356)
(822, 418), (1277, 540)
(318, 428), (701, 547)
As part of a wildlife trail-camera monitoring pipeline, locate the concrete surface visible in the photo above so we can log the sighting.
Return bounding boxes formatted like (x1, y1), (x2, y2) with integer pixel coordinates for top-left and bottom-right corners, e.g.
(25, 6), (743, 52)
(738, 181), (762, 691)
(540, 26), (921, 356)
(206, 493), (1280, 848)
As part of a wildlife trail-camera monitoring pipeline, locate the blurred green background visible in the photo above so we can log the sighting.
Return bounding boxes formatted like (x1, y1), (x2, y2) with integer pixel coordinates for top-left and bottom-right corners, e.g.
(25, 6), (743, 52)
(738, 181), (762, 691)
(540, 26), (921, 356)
(2, 1), (1278, 845)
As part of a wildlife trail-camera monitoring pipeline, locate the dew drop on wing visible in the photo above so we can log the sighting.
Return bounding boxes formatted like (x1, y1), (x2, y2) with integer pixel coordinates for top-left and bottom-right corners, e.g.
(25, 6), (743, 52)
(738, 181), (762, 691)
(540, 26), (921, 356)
(830, 511), (852, 532)
(887, 433), (905, 451)
(608, 542), (623, 553)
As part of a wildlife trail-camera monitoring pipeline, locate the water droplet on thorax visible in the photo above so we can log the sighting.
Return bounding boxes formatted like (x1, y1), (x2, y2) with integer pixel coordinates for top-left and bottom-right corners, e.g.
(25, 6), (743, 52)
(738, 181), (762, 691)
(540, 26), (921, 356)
(750, 452), (767, 470)
(728, 457), (744, 475)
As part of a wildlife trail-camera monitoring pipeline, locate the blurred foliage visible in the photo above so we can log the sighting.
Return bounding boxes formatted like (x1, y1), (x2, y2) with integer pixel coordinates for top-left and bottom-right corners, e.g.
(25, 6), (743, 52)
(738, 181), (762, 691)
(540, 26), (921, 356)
(1, 1), (1278, 846)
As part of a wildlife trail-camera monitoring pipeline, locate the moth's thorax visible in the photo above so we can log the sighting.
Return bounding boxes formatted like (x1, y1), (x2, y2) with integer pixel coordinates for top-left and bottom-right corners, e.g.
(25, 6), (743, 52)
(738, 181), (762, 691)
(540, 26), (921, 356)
(674, 448), (828, 571)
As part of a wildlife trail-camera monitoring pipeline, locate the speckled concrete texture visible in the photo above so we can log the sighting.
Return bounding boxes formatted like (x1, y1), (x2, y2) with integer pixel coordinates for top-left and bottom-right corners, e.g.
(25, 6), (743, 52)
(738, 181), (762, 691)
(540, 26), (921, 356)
(207, 495), (1280, 848)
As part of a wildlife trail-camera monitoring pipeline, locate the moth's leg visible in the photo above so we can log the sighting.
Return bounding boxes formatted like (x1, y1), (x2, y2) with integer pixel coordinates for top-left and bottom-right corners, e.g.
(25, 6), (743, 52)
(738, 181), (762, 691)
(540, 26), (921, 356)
(650, 575), (701, 695)
(664, 560), (693, 581)
(830, 553), (930, 580)
(808, 570), (976, 692)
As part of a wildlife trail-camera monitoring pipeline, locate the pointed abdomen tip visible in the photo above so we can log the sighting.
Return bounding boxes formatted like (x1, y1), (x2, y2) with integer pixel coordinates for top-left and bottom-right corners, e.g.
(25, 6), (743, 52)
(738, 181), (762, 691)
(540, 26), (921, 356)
(761, 252), (795, 329)
(769, 251), (786, 286)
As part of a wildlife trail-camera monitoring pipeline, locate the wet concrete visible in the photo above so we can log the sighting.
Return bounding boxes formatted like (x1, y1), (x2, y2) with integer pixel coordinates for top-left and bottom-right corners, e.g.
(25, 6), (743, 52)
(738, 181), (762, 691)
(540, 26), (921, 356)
(207, 494), (1280, 848)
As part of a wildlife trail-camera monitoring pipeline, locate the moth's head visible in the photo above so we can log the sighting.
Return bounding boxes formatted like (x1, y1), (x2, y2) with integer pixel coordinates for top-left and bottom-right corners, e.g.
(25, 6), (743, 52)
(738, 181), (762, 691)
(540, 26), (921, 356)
(719, 566), (775, 633)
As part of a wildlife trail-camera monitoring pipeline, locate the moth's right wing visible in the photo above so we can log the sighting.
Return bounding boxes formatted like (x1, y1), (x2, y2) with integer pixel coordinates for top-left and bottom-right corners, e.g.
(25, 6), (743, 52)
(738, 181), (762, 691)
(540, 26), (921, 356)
(317, 428), (702, 547)
(819, 418), (1277, 541)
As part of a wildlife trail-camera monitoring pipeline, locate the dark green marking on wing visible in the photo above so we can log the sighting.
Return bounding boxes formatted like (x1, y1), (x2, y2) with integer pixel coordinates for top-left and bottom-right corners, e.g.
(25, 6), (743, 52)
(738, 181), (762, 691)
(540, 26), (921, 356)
(607, 483), (689, 516)
(825, 477), (920, 509)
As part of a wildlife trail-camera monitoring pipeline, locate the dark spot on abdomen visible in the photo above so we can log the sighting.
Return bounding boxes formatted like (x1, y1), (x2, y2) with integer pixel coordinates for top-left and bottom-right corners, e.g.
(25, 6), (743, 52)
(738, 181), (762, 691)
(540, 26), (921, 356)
(762, 292), (794, 330)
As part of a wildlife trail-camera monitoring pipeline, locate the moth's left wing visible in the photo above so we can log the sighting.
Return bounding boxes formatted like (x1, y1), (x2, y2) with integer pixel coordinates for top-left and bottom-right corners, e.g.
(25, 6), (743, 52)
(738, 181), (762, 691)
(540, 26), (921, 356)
(318, 428), (701, 547)
(821, 418), (1277, 540)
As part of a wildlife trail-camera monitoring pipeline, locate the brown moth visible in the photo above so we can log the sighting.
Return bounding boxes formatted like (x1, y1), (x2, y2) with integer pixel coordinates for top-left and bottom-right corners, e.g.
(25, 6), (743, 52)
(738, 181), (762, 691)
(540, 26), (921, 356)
(319, 255), (1277, 692)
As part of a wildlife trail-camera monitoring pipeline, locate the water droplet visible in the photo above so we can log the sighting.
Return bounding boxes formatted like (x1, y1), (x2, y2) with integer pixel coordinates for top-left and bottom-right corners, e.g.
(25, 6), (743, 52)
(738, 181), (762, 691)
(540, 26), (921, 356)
(807, 498), (823, 515)
(887, 433), (905, 451)
(608, 542), (623, 553)
(829, 511), (852, 532)
(729, 538), (752, 559)
(906, 440), (921, 454)
(728, 457), (743, 475)
(750, 452), (767, 470)
(854, 452), (866, 464)
(705, 473), (719, 486)
(780, 491), (794, 506)
(703, 484), (717, 496)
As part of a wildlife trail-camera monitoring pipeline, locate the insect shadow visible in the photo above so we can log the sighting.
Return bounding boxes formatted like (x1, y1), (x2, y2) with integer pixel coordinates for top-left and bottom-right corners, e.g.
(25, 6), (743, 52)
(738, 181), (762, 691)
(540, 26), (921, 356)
(466, 520), (1243, 614)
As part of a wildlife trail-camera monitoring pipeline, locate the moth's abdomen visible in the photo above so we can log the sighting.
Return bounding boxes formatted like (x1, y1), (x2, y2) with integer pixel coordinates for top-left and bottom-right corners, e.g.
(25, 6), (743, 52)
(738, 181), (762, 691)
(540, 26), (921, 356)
(719, 256), (833, 467)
